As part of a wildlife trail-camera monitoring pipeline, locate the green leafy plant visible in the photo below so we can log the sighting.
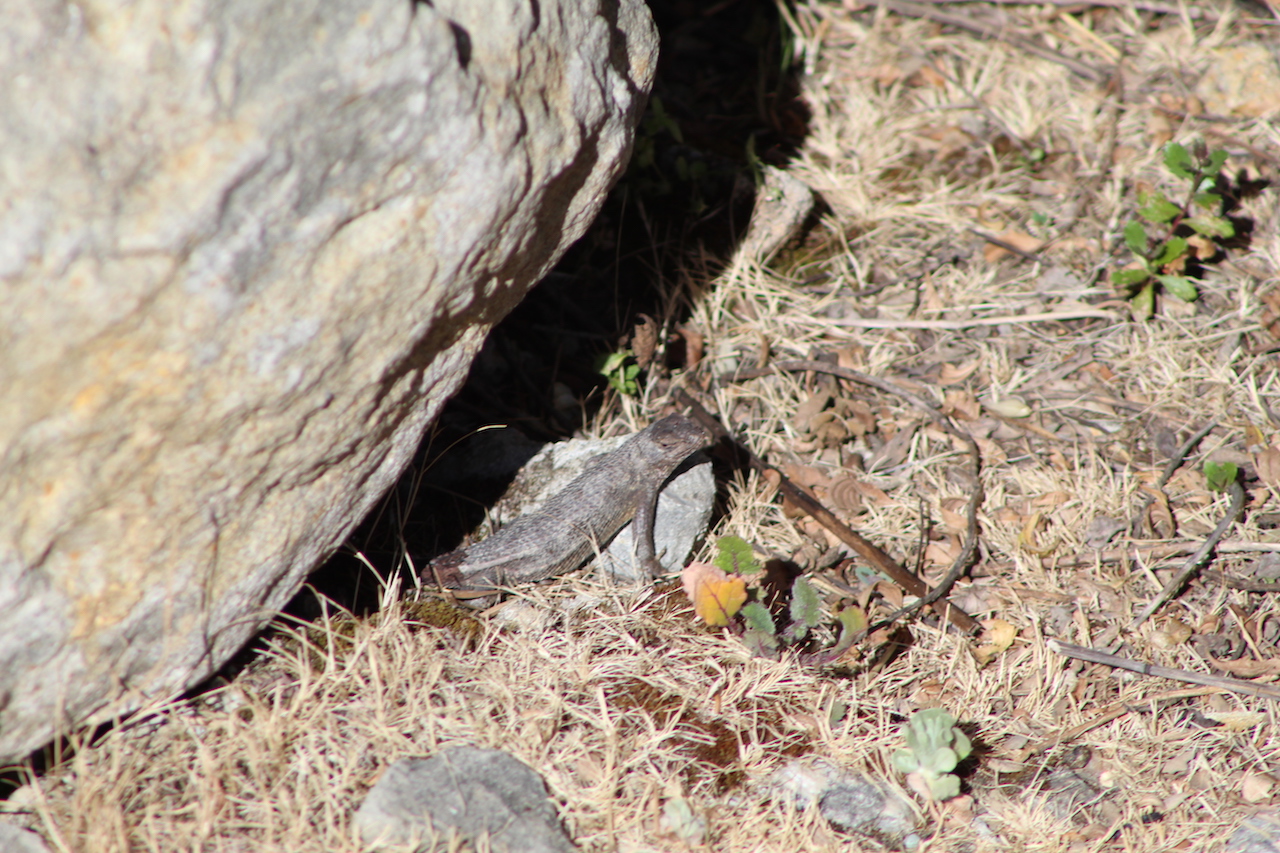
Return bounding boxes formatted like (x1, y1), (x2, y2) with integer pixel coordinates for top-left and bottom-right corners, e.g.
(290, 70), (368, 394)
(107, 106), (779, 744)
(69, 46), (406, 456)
(891, 708), (973, 802)
(685, 536), (871, 662)
(597, 349), (641, 396)
(713, 535), (763, 576)
(1204, 460), (1239, 493)
(1112, 140), (1235, 319)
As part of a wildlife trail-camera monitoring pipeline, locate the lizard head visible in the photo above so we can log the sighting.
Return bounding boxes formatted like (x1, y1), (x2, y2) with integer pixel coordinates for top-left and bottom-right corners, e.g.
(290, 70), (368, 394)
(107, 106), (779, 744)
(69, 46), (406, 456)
(645, 414), (713, 459)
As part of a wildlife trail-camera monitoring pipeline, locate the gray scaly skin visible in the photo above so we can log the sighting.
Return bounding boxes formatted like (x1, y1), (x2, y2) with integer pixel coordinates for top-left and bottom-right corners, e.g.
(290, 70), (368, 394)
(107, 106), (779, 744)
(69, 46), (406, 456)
(425, 414), (712, 595)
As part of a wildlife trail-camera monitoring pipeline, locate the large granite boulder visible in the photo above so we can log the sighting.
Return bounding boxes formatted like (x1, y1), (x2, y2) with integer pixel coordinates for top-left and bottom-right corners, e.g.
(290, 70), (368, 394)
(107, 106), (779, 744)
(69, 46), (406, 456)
(0, 0), (657, 763)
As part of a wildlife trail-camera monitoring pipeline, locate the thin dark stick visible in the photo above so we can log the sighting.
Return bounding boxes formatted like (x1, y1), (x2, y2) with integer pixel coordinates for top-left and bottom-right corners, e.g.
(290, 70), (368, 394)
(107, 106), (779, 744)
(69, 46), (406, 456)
(1202, 569), (1280, 593)
(671, 388), (981, 634)
(1017, 687), (1221, 758)
(907, 0), (1217, 18)
(1130, 480), (1247, 628)
(875, 0), (1108, 82)
(1128, 420), (1218, 538)
(968, 228), (1044, 263)
(1048, 638), (1280, 701)
(723, 359), (983, 618)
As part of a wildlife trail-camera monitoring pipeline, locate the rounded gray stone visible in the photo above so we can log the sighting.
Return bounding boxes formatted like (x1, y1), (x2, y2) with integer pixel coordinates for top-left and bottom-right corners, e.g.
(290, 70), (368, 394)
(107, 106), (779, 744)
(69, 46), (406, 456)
(354, 747), (576, 852)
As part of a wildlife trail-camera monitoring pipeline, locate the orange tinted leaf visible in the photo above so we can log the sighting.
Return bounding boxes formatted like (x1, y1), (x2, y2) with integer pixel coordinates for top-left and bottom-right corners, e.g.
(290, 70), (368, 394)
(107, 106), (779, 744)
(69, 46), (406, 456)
(681, 562), (748, 627)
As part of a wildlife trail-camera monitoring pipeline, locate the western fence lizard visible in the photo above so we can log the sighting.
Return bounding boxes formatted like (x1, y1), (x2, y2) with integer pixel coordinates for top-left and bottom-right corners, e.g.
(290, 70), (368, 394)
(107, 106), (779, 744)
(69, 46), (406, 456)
(424, 414), (712, 596)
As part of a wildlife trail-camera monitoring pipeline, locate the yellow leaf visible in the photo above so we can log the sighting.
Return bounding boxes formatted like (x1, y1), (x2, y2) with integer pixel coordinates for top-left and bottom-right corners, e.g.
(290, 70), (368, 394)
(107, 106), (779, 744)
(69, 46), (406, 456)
(973, 619), (1017, 665)
(681, 562), (748, 627)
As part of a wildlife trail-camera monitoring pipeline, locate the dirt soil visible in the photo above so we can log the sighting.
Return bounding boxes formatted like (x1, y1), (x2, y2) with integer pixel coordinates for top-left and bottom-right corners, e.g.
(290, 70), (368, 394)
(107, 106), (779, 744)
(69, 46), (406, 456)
(7, 1), (1280, 851)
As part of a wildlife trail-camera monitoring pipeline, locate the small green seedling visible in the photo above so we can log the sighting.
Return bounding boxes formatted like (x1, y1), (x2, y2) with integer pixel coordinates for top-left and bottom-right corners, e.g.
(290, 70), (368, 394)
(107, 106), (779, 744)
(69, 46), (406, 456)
(714, 535), (763, 576)
(740, 601), (780, 657)
(1112, 140), (1235, 319)
(892, 708), (972, 801)
(697, 536), (874, 663)
(781, 575), (823, 643)
(1204, 460), (1239, 493)
(597, 349), (640, 396)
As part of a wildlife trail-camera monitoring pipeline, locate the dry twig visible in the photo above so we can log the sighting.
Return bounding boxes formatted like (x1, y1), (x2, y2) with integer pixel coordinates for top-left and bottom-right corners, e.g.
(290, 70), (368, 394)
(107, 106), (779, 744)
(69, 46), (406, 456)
(673, 387), (981, 633)
(715, 358), (986, 630)
(874, 0), (1109, 80)
(1127, 420), (1218, 538)
(1048, 639), (1280, 701)
(1130, 480), (1248, 628)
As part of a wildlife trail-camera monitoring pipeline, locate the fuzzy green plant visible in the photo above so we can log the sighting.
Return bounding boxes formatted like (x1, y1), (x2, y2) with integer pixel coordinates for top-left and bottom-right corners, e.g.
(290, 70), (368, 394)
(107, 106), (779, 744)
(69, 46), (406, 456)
(692, 536), (870, 662)
(1112, 140), (1234, 319)
(713, 535), (763, 576)
(596, 349), (640, 397)
(1204, 460), (1239, 493)
(891, 708), (973, 802)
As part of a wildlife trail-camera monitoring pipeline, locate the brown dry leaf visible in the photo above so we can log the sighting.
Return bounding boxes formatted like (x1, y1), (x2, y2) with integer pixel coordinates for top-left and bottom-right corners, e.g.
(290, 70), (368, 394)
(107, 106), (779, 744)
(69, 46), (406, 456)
(1186, 233), (1217, 261)
(973, 619), (1018, 666)
(1080, 361), (1116, 382)
(755, 332), (770, 368)
(925, 535), (962, 567)
(869, 421), (918, 471)
(1255, 446), (1280, 492)
(943, 389), (981, 421)
(1246, 424), (1268, 451)
(1018, 512), (1055, 555)
(938, 497), (968, 533)
(993, 506), (1022, 526)
(982, 230), (1045, 263)
(632, 314), (660, 370)
(1210, 657), (1280, 678)
(1032, 491), (1070, 509)
(1261, 289), (1280, 340)
(875, 580), (905, 610)
(836, 345), (865, 372)
(975, 436), (1008, 465)
(760, 468), (782, 500)
(838, 398), (877, 436)
(676, 325), (704, 369)
(783, 464), (832, 491)
(811, 411), (850, 446)
(1150, 618), (1194, 649)
(680, 562), (748, 627)
(1142, 486), (1176, 538)
(914, 63), (947, 89)
(828, 477), (865, 517)
(1148, 108), (1175, 146)
(794, 390), (833, 433)
(852, 479), (894, 508)
(939, 360), (981, 385)
(1242, 773), (1275, 804)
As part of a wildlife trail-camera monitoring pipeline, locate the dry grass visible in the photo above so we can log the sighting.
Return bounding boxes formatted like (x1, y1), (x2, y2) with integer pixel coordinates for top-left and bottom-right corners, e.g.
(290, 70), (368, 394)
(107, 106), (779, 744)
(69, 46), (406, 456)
(7, 2), (1280, 850)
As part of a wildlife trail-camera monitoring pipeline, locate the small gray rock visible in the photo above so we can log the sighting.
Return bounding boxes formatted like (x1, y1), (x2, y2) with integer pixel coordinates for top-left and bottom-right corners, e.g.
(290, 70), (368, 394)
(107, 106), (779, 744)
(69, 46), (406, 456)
(818, 780), (920, 846)
(0, 825), (52, 853)
(354, 747), (576, 853)
(1229, 812), (1280, 853)
(766, 758), (920, 848)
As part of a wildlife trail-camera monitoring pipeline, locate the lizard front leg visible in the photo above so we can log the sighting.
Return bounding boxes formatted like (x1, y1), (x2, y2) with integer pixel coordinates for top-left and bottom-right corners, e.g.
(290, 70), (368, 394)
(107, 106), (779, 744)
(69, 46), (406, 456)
(633, 480), (666, 577)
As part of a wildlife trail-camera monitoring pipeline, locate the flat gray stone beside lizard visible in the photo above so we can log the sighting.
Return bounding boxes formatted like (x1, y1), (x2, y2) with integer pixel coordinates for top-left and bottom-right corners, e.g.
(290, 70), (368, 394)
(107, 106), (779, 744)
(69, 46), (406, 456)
(424, 414), (712, 595)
